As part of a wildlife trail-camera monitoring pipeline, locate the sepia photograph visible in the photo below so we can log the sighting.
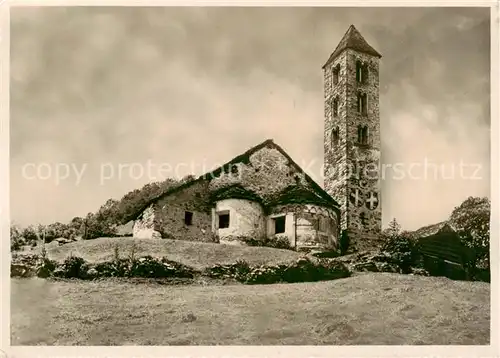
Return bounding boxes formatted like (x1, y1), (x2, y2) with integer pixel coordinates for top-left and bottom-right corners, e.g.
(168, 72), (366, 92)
(6, 4), (495, 349)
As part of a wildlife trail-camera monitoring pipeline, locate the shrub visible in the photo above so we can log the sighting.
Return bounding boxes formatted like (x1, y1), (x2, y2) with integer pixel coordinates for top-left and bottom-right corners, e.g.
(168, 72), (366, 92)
(241, 235), (293, 250)
(88, 256), (195, 279)
(92, 259), (130, 278)
(246, 258), (350, 284)
(204, 259), (251, 282)
(129, 256), (195, 278)
(205, 257), (350, 285)
(59, 256), (89, 279)
(381, 232), (417, 274)
(245, 264), (286, 284)
(267, 234), (293, 250)
(36, 258), (58, 278)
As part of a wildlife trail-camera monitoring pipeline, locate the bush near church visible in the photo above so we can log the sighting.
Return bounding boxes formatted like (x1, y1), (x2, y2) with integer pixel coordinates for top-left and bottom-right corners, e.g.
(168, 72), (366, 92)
(11, 251), (350, 285)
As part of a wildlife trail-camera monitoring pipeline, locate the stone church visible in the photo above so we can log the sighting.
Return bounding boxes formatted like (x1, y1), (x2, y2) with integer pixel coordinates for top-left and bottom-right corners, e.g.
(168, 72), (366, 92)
(132, 25), (382, 251)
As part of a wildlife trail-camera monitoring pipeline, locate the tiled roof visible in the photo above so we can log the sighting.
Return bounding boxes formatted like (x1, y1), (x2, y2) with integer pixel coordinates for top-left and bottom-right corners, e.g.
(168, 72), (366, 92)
(411, 221), (457, 239)
(412, 221), (471, 265)
(210, 184), (263, 204)
(323, 24), (382, 69)
(269, 185), (334, 209)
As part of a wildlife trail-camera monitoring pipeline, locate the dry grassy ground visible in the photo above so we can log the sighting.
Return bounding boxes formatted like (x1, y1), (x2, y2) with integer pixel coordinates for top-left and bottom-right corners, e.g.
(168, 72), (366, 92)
(11, 273), (490, 345)
(41, 237), (306, 270)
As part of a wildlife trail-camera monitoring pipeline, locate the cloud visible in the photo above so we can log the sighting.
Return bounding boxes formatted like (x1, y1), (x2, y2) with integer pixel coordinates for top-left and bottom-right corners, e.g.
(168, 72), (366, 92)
(10, 7), (491, 230)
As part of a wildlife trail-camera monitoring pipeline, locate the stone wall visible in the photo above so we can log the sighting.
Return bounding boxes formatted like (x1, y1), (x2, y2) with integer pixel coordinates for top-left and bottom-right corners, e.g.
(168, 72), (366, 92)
(208, 146), (310, 204)
(344, 49), (382, 240)
(214, 198), (266, 244)
(133, 204), (161, 239)
(323, 50), (349, 230)
(268, 203), (338, 250)
(154, 180), (214, 242)
(323, 47), (382, 250)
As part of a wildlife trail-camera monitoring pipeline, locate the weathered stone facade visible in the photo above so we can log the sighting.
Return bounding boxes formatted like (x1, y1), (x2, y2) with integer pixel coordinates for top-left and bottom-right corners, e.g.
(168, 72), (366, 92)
(208, 146), (309, 201)
(154, 180), (213, 241)
(214, 198), (266, 244)
(269, 203), (338, 250)
(133, 205), (162, 239)
(132, 141), (341, 250)
(323, 25), (382, 248)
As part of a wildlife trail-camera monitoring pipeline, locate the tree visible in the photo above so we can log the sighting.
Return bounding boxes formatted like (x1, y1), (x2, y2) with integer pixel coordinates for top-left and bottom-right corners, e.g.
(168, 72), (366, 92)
(449, 196), (490, 276)
(10, 222), (23, 251)
(114, 178), (180, 224)
(381, 219), (416, 273)
(22, 225), (39, 245)
(382, 218), (402, 239)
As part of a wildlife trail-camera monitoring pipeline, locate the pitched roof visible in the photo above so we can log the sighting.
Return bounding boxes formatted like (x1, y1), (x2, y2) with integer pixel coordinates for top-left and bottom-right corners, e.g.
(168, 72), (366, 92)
(322, 24), (382, 69)
(210, 184), (263, 204)
(269, 185), (334, 209)
(128, 139), (340, 220)
(411, 221), (457, 239)
(411, 221), (472, 265)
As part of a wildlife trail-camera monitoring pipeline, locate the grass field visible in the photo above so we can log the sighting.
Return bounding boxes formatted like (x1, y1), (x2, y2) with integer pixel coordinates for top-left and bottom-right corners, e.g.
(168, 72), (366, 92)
(11, 273), (490, 345)
(38, 237), (307, 270)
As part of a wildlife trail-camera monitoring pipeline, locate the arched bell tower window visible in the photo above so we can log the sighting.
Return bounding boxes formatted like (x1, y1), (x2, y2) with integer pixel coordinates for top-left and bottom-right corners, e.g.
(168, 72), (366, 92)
(332, 97), (339, 117)
(362, 126), (369, 145)
(356, 60), (369, 84)
(357, 125), (369, 145)
(332, 127), (340, 147)
(357, 92), (368, 116)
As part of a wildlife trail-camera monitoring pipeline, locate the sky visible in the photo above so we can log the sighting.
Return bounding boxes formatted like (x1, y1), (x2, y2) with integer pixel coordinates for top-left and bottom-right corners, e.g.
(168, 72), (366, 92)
(10, 7), (491, 230)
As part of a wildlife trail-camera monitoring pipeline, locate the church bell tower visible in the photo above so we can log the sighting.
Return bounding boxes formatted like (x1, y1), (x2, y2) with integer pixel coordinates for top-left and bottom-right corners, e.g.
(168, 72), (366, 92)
(323, 25), (382, 247)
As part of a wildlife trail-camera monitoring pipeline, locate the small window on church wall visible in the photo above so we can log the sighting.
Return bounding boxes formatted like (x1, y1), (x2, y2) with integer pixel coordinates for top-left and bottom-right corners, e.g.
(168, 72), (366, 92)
(184, 211), (193, 226)
(332, 98), (339, 117)
(273, 216), (286, 234)
(218, 212), (230, 229)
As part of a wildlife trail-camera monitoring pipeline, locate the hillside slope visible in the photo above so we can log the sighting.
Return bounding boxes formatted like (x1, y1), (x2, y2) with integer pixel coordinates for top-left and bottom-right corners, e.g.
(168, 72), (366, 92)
(11, 273), (490, 345)
(42, 237), (307, 270)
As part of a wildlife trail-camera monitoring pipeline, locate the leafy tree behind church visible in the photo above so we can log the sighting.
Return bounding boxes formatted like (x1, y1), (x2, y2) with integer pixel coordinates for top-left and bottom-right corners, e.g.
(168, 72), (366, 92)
(82, 178), (182, 239)
(449, 196), (490, 278)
